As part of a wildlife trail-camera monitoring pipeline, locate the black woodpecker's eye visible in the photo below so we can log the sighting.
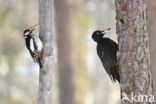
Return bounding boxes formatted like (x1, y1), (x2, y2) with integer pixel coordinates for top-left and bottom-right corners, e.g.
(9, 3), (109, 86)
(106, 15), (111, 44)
(92, 31), (103, 42)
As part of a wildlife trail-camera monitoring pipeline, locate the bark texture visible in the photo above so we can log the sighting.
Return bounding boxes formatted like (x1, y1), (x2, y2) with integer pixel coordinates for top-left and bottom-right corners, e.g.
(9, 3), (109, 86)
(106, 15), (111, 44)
(115, 0), (154, 103)
(55, 0), (76, 104)
(38, 0), (54, 104)
(147, 0), (156, 100)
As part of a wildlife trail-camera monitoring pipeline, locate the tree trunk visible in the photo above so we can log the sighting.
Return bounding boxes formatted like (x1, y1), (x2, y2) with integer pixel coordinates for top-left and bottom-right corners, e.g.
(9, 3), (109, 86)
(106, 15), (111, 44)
(38, 0), (54, 104)
(115, 0), (154, 104)
(147, 0), (156, 100)
(54, 0), (76, 104)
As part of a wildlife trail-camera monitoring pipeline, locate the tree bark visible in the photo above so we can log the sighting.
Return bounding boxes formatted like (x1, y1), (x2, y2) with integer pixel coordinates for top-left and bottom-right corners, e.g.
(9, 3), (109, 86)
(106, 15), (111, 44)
(147, 0), (156, 100)
(115, 0), (154, 104)
(38, 0), (54, 104)
(54, 0), (76, 104)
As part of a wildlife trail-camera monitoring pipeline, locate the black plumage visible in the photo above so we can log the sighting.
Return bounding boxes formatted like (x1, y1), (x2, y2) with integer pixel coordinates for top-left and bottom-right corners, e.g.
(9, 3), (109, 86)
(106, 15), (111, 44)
(92, 29), (120, 82)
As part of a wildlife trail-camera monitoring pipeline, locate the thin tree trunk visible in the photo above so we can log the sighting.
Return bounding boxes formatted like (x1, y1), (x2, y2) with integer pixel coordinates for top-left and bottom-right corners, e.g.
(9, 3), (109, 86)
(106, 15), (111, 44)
(147, 0), (156, 100)
(115, 0), (154, 104)
(54, 0), (76, 104)
(38, 0), (54, 104)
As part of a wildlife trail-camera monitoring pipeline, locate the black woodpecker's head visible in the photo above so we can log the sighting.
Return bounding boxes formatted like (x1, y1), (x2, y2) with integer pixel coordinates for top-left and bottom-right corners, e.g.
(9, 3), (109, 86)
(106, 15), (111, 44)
(92, 28), (111, 42)
(23, 28), (34, 38)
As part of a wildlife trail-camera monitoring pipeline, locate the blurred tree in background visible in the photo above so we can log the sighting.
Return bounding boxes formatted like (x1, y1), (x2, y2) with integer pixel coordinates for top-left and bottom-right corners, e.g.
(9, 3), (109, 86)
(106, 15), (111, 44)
(55, 0), (76, 104)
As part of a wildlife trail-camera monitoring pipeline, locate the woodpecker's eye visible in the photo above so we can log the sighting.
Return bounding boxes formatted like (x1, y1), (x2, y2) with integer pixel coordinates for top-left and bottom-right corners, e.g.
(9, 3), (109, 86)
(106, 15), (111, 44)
(96, 32), (100, 35)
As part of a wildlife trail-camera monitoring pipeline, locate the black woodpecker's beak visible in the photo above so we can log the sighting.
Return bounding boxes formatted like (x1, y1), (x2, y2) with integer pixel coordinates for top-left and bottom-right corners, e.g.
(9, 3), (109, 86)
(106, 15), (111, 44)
(102, 28), (111, 35)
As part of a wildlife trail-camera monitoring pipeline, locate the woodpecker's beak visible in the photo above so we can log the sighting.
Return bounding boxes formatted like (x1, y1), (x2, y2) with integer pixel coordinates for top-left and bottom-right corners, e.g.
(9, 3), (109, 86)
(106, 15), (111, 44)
(31, 28), (35, 32)
(102, 28), (111, 34)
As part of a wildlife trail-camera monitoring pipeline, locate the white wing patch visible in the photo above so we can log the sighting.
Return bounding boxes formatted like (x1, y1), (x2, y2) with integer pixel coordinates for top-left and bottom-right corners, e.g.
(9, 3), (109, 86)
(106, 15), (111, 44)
(33, 36), (43, 51)
(30, 38), (35, 52)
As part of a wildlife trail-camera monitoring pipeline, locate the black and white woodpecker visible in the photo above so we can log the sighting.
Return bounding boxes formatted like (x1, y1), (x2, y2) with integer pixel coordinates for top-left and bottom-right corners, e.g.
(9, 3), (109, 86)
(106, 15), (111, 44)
(23, 25), (43, 68)
(92, 28), (120, 82)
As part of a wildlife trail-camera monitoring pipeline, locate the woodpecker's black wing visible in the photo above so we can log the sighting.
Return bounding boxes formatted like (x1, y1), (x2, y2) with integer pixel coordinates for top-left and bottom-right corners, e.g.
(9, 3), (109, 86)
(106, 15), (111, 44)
(97, 38), (120, 82)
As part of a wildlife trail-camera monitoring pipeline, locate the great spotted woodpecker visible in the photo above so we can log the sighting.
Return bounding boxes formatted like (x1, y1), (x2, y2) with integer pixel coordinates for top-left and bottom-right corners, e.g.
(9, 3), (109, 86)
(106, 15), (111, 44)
(23, 27), (43, 68)
(92, 28), (120, 82)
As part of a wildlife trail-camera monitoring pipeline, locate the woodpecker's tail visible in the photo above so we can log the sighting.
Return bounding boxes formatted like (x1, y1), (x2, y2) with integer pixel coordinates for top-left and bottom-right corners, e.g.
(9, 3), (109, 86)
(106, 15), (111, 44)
(33, 51), (43, 68)
(110, 64), (120, 83)
(38, 59), (43, 68)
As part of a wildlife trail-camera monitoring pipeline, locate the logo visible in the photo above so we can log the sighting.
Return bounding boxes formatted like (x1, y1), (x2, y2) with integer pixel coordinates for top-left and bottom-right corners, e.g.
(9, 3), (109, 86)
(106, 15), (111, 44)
(122, 92), (155, 103)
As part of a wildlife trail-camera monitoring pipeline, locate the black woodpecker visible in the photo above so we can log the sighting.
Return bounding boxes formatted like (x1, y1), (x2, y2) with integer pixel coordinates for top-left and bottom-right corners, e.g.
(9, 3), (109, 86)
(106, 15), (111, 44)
(23, 28), (43, 68)
(92, 28), (120, 82)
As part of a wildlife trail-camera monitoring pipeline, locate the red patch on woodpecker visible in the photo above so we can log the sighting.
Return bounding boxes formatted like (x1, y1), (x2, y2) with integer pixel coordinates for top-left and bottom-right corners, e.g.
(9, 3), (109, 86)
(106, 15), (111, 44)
(38, 50), (43, 60)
